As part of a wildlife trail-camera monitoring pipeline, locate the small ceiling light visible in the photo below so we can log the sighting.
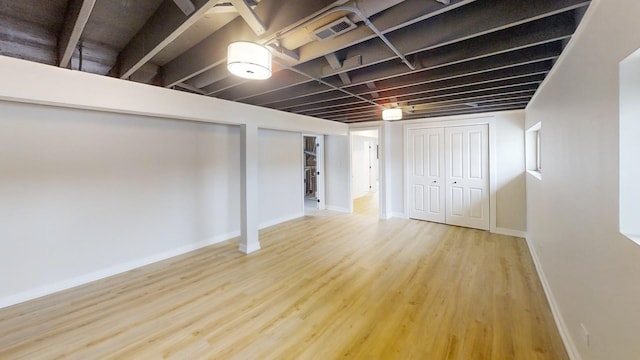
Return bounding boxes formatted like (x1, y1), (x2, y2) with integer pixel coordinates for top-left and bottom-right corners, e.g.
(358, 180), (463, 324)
(382, 108), (403, 121)
(227, 41), (272, 80)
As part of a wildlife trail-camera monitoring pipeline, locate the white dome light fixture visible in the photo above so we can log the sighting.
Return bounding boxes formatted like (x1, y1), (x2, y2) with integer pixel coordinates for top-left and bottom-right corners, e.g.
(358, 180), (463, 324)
(227, 41), (272, 80)
(382, 107), (403, 121)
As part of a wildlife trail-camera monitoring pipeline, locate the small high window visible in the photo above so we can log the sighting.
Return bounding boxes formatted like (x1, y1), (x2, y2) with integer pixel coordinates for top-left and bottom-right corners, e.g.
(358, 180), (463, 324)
(620, 49), (640, 245)
(526, 122), (542, 180)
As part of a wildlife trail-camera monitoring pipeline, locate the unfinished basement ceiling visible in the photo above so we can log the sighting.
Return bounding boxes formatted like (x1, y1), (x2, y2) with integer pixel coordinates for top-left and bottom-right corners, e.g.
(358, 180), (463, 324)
(0, 0), (591, 123)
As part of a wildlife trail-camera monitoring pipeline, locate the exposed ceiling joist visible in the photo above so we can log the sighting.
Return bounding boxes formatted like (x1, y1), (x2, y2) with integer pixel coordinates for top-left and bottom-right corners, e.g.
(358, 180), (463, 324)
(129, 63), (161, 83)
(243, 23), (569, 108)
(0, 0), (591, 123)
(175, 82), (207, 94)
(229, 0), (266, 35)
(320, 0), (589, 78)
(347, 11), (576, 85)
(117, 0), (219, 80)
(324, 53), (342, 69)
(162, 0), (346, 87)
(172, 0), (196, 15)
(338, 72), (352, 85)
(293, 68), (550, 114)
(217, 3), (579, 104)
(274, 61), (550, 111)
(307, 81), (542, 118)
(275, 0), (474, 70)
(58, 0), (96, 68)
(196, 0), (470, 93)
(366, 62), (551, 102)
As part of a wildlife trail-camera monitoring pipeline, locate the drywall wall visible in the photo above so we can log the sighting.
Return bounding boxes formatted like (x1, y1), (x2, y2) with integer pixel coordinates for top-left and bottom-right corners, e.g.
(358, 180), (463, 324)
(383, 110), (527, 233)
(0, 99), (329, 307)
(258, 129), (304, 227)
(196, 124), (241, 241)
(494, 111), (527, 232)
(388, 122), (405, 217)
(325, 135), (351, 212)
(525, 0), (640, 358)
(0, 55), (347, 136)
(0, 100), (240, 304)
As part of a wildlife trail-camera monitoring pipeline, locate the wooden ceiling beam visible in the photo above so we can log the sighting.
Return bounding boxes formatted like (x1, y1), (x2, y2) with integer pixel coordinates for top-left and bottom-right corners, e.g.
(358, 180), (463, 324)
(58, 0), (96, 68)
(162, 0), (346, 87)
(115, 0), (218, 80)
(239, 10), (576, 106)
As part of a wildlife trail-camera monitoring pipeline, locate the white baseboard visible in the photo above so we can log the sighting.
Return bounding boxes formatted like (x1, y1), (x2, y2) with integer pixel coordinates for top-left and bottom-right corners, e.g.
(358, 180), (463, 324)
(326, 205), (350, 213)
(259, 212), (304, 230)
(0, 231), (239, 310)
(494, 227), (527, 238)
(389, 212), (408, 219)
(238, 242), (261, 254)
(1, 212), (307, 309)
(525, 237), (581, 360)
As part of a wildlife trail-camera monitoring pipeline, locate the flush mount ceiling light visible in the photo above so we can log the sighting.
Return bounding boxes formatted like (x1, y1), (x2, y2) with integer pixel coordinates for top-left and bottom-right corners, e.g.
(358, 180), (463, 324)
(382, 108), (403, 121)
(227, 41), (272, 80)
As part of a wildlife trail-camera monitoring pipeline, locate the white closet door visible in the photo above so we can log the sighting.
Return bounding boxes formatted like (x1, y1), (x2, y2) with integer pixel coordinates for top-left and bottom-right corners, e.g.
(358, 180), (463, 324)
(445, 125), (489, 230)
(408, 128), (445, 223)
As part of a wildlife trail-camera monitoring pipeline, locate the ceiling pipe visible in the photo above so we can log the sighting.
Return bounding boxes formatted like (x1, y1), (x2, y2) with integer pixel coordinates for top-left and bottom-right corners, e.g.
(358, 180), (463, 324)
(266, 0), (415, 70)
(339, 1), (415, 70)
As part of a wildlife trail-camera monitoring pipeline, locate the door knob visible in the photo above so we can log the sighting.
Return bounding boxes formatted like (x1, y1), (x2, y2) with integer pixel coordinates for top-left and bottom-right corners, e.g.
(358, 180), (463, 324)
(453, 181), (457, 184)
(432, 181), (437, 183)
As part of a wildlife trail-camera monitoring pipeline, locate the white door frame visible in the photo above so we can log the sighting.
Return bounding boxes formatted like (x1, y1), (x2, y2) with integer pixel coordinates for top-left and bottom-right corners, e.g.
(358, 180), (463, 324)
(348, 125), (387, 219)
(404, 117), (497, 233)
(302, 134), (325, 211)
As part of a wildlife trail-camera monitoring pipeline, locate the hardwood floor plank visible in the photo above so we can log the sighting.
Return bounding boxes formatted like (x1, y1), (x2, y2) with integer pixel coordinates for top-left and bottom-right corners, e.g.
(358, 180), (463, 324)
(0, 195), (567, 359)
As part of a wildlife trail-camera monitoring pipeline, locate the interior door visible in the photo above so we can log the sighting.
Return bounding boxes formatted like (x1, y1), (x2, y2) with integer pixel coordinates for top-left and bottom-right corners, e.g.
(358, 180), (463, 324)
(445, 125), (489, 230)
(315, 135), (325, 210)
(408, 128), (445, 223)
(368, 141), (378, 192)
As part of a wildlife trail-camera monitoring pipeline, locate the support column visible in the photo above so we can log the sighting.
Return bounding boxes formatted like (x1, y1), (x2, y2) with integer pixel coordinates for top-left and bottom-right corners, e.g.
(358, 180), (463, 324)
(380, 122), (392, 219)
(239, 123), (260, 254)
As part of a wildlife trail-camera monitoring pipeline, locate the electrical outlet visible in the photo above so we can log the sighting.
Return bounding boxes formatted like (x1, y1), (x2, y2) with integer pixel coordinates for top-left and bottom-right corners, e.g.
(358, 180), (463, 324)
(580, 322), (590, 347)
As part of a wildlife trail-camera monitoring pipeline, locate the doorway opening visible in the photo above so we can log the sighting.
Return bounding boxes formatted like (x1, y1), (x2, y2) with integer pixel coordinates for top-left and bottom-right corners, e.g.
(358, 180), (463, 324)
(351, 129), (380, 216)
(303, 135), (324, 212)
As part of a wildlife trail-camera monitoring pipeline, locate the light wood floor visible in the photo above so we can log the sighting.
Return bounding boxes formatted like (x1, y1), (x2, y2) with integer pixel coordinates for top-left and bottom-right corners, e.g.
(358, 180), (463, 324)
(0, 194), (567, 359)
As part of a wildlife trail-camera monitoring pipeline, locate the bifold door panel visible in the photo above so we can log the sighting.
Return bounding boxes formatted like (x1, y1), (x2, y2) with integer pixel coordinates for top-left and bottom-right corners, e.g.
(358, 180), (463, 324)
(408, 128), (445, 223)
(408, 125), (489, 230)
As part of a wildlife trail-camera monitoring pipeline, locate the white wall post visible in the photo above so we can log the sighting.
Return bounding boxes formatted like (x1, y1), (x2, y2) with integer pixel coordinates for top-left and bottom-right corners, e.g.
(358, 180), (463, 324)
(240, 123), (261, 254)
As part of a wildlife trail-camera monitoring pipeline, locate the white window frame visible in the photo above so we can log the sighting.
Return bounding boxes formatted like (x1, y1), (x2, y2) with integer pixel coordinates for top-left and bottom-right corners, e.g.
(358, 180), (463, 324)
(526, 122), (542, 180)
(619, 49), (640, 245)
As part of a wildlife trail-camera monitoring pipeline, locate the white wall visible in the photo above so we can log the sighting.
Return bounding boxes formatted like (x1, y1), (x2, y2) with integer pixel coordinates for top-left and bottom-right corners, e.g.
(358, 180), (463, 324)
(384, 110), (527, 233)
(258, 129), (304, 227)
(325, 135), (351, 212)
(0, 55), (347, 136)
(0, 101), (240, 304)
(0, 101), (334, 307)
(0, 55), (351, 308)
(389, 122), (405, 217)
(494, 111), (527, 232)
(196, 124), (241, 241)
(525, 1), (640, 359)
